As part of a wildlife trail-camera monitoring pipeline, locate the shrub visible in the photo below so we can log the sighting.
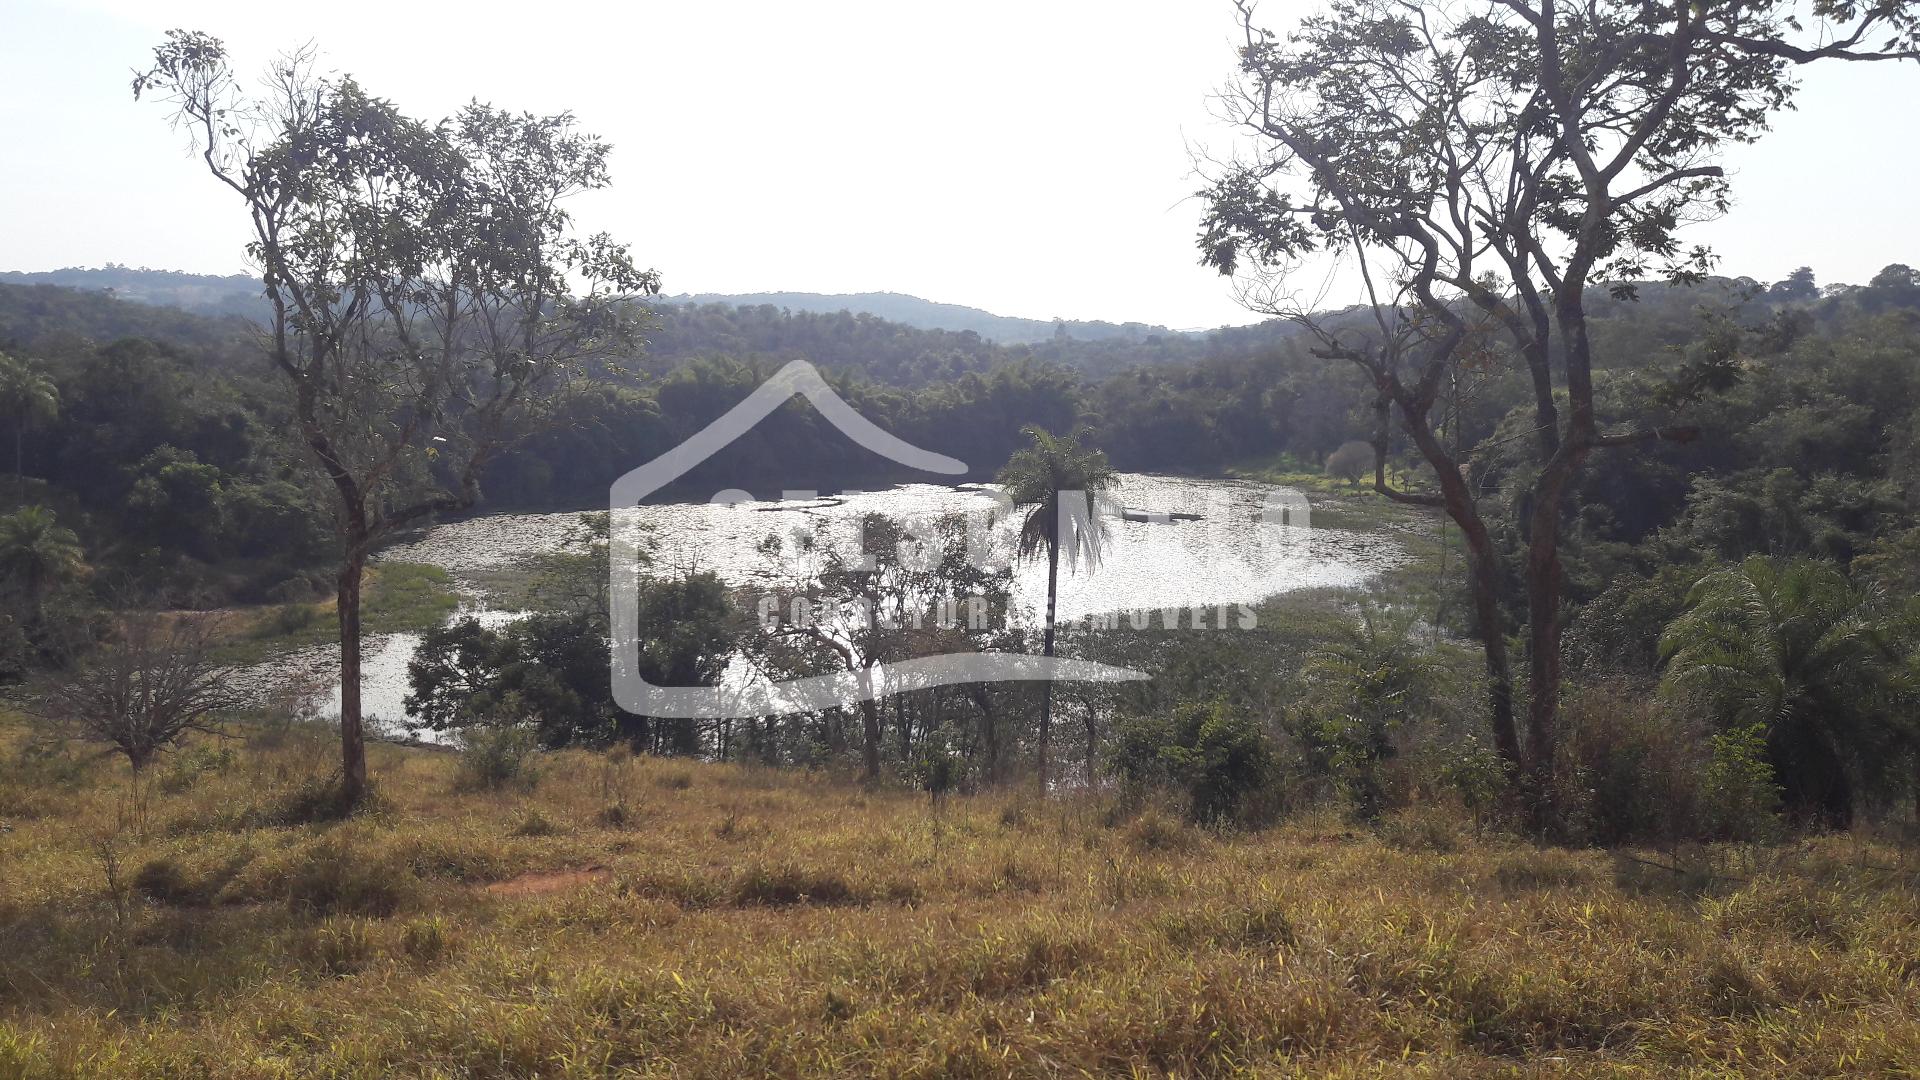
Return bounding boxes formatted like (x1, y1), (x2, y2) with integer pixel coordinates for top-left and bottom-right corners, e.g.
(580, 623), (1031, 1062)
(1111, 700), (1277, 825)
(1289, 608), (1465, 822)
(1492, 849), (1594, 892)
(133, 857), (205, 905)
(454, 724), (540, 793)
(730, 862), (860, 907)
(248, 773), (370, 827)
(399, 915), (457, 964)
(1374, 806), (1463, 853)
(258, 602), (320, 637)
(1324, 440), (1373, 486)
(1556, 683), (1705, 845)
(1125, 808), (1196, 852)
(1698, 722), (1784, 841)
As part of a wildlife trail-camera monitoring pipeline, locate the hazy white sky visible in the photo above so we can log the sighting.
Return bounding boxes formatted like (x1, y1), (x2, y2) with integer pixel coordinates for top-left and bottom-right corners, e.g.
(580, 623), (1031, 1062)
(2, 0), (1915, 329)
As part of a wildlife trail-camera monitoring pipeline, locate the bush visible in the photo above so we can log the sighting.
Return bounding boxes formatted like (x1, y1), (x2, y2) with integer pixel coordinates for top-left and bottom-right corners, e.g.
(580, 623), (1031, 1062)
(454, 725), (540, 793)
(247, 773), (368, 827)
(1556, 683), (1706, 845)
(1288, 608), (1466, 822)
(1111, 700), (1277, 825)
(1125, 807), (1196, 852)
(133, 857), (202, 905)
(263, 602), (321, 637)
(1699, 722), (1784, 841)
(1374, 805), (1463, 853)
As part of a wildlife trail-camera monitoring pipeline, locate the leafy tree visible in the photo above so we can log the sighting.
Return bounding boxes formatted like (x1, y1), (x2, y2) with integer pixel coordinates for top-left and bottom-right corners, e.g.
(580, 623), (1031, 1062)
(625, 572), (738, 754)
(996, 425), (1116, 791)
(1659, 557), (1908, 823)
(125, 447), (226, 560)
(1201, 0), (1920, 802)
(1696, 722), (1784, 841)
(0, 507), (88, 610)
(407, 573), (735, 754)
(407, 612), (614, 749)
(1770, 267), (1819, 302)
(1323, 440), (1373, 487)
(134, 31), (657, 803)
(1863, 263), (1920, 311)
(0, 352), (58, 500)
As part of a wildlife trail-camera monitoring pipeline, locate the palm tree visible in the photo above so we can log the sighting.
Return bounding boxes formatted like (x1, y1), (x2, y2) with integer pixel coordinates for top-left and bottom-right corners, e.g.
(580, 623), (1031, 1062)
(0, 506), (89, 612)
(996, 425), (1117, 791)
(1659, 556), (1901, 824)
(0, 354), (59, 502)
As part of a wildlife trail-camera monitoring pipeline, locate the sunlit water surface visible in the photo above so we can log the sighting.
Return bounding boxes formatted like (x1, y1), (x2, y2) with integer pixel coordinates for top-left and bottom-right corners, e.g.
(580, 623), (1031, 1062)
(239, 474), (1410, 734)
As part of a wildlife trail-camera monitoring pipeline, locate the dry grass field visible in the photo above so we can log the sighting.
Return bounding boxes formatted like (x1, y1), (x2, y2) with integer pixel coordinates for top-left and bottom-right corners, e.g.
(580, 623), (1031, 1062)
(3, 724), (1919, 1078)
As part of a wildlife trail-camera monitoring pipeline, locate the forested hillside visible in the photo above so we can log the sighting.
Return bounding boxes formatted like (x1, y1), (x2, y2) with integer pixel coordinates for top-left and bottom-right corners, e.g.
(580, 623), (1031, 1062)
(665, 290), (1189, 343)
(6, 265), (1917, 606)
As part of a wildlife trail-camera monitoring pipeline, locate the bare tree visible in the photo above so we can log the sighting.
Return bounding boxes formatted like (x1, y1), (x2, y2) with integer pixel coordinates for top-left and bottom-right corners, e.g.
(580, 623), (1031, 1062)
(133, 32), (658, 803)
(42, 614), (236, 771)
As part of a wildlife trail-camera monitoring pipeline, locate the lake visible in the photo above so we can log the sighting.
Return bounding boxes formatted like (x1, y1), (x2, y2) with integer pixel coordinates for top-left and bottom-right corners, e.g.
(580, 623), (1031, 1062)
(244, 473), (1410, 733)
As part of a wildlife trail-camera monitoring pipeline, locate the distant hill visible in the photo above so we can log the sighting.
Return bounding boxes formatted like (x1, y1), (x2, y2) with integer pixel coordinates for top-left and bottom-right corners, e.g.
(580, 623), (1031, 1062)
(0, 268), (1312, 385)
(0, 266), (264, 318)
(0, 271), (1195, 346)
(665, 291), (1193, 345)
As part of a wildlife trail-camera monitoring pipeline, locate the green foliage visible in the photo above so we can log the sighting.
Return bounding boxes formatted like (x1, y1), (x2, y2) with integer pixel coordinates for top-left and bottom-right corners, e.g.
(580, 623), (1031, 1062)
(155, 742), (237, 794)
(1660, 557), (1908, 822)
(407, 571), (735, 752)
(1110, 700), (1277, 825)
(1698, 723), (1784, 842)
(453, 724), (542, 793)
(1291, 608), (1463, 821)
(996, 425), (1119, 570)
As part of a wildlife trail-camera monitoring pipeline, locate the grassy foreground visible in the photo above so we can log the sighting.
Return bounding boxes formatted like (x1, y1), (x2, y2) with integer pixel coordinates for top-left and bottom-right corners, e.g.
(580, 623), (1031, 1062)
(3, 732), (1919, 1078)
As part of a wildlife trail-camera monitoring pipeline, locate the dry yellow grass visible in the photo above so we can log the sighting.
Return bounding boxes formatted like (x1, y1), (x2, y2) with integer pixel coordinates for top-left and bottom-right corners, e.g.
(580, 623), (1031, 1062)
(2, 725), (1919, 1078)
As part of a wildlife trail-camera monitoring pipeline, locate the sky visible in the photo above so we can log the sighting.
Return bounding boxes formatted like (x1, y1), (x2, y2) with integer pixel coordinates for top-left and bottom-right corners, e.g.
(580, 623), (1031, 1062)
(2, 0), (1916, 331)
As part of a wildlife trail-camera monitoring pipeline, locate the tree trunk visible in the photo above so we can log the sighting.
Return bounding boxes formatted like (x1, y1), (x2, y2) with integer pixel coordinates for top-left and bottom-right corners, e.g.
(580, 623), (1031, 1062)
(337, 555), (367, 805)
(1085, 702), (1099, 786)
(1038, 536), (1061, 793)
(1523, 474), (1568, 780)
(1390, 389), (1524, 768)
(897, 692), (912, 760)
(1464, 531), (1522, 767)
(14, 424), (23, 501)
(972, 683), (999, 785)
(859, 695), (882, 783)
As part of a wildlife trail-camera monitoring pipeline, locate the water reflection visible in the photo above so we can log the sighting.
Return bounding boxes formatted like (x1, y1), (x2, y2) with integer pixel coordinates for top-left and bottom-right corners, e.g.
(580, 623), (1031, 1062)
(250, 474), (1406, 731)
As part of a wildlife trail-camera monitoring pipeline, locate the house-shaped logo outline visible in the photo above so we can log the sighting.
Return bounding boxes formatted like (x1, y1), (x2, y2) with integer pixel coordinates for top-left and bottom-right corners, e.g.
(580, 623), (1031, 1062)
(609, 360), (1147, 719)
